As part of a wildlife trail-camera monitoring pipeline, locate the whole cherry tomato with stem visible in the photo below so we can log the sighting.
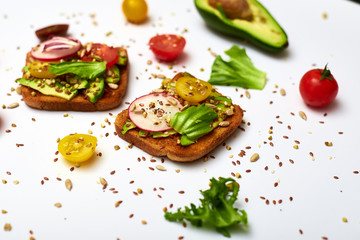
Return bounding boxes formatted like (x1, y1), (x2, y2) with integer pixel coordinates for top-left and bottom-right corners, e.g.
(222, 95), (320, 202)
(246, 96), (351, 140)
(299, 64), (338, 107)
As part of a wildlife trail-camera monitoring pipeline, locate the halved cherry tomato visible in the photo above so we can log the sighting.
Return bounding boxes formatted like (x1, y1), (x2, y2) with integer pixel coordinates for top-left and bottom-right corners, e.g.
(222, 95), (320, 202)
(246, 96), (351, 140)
(28, 60), (57, 79)
(299, 64), (338, 107)
(176, 76), (212, 103)
(122, 0), (148, 23)
(35, 24), (69, 40)
(58, 134), (97, 163)
(81, 43), (118, 68)
(149, 34), (186, 62)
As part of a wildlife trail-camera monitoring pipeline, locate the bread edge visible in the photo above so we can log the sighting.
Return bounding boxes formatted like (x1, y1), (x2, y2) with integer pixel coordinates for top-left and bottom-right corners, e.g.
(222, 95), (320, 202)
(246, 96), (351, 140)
(114, 104), (244, 162)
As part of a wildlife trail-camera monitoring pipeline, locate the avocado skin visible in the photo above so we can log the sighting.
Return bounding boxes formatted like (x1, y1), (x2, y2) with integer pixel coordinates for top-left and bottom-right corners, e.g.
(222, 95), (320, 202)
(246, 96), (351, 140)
(194, 0), (288, 52)
(17, 78), (77, 100)
(85, 77), (105, 103)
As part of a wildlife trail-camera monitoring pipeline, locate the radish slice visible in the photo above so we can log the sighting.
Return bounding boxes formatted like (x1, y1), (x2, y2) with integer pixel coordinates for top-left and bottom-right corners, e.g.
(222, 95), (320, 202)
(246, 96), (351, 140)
(128, 93), (183, 132)
(31, 36), (81, 61)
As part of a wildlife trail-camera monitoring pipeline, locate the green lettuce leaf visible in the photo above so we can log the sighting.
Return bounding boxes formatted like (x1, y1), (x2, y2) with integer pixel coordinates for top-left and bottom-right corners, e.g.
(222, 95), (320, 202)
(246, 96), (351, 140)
(208, 45), (266, 90)
(49, 61), (106, 79)
(164, 177), (248, 237)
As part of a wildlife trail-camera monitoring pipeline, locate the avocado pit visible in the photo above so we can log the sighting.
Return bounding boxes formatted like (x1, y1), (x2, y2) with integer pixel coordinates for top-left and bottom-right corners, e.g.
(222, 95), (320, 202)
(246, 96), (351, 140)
(209, 0), (253, 20)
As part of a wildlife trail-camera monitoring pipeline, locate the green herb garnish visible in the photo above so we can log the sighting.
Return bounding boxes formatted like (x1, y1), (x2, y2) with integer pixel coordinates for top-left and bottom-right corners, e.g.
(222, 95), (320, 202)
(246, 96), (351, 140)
(165, 177), (248, 237)
(208, 45), (266, 90)
(49, 61), (106, 79)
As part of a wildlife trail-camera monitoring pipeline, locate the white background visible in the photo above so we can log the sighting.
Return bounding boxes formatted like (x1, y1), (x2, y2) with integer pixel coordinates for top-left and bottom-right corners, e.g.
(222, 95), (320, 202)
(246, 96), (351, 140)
(1, 0), (360, 239)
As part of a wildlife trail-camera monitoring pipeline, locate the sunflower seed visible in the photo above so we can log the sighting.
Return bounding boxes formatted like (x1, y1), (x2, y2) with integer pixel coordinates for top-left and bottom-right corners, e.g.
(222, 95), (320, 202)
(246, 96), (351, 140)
(107, 83), (118, 89)
(65, 179), (72, 191)
(156, 165), (167, 171)
(250, 153), (260, 162)
(219, 121), (230, 127)
(7, 102), (19, 109)
(100, 177), (107, 186)
(299, 111), (307, 120)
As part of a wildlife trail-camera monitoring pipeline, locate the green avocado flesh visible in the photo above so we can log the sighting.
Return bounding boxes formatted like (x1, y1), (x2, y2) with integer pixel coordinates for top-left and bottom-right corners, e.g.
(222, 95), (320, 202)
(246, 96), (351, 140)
(85, 77), (105, 103)
(194, 0), (288, 52)
(17, 78), (77, 100)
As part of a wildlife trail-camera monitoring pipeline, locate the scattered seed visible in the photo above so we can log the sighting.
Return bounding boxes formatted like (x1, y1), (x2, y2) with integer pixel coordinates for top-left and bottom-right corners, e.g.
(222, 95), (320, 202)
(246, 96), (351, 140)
(7, 102), (19, 109)
(299, 111), (307, 120)
(156, 165), (167, 171)
(114, 145), (120, 150)
(245, 90), (250, 99)
(342, 217), (348, 223)
(114, 200), (123, 208)
(99, 177), (107, 186)
(325, 141), (333, 147)
(65, 179), (72, 191)
(280, 88), (286, 96)
(250, 153), (259, 162)
(54, 203), (62, 208)
(141, 220), (147, 225)
(16, 86), (22, 95)
(4, 223), (12, 231)
(219, 121), (230, 127)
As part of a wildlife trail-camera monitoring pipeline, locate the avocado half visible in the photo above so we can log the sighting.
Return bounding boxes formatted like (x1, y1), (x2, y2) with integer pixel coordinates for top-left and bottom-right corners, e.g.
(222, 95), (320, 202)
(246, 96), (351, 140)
(194, 0), (288, 52)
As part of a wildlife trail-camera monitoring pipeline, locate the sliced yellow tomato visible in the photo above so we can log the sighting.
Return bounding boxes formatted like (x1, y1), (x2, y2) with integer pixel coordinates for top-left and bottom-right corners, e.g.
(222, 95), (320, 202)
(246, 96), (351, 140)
(58, 134), (97, 163)
(28, 60), (57, 79)
(175, 76), (212, 103)
(122, 0), (148, 23)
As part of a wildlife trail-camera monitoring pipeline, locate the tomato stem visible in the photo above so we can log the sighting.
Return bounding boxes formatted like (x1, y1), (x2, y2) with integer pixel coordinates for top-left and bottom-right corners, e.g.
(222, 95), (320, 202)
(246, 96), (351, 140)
(319, 64), (334, 81)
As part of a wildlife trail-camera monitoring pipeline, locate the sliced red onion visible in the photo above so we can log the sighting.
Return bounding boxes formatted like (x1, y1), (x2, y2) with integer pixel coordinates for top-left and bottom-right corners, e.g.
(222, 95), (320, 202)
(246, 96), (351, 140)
(31, 36), (81, 61)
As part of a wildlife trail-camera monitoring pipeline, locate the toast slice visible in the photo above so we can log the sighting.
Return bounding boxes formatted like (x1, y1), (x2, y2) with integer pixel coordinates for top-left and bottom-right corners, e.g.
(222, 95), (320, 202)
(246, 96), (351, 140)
(114, 85), (244, 162)
(19, 47), (129, 111)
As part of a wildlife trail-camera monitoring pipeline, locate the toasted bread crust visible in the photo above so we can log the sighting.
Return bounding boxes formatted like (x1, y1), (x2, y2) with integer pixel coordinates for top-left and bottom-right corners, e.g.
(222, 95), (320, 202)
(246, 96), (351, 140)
(114, 104), (243, 162)
(19, 47), (129, 111)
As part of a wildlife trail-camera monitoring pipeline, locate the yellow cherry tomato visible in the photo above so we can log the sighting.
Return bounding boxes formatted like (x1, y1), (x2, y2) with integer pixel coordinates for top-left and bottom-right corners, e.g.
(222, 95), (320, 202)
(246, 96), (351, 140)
(122, 0), (148, 23)
(28, 60), (57, 79)
(176, 76), (213, 103)
(58, 134), (97, 163)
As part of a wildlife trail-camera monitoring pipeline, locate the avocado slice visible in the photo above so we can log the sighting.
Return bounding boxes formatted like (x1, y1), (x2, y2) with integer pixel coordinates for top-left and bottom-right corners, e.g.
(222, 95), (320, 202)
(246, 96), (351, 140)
(116, 49), (128, 66)
(194, 0), (288, 52)
(74, 80), (89, 89)
(84, 77), (105, 103)
(105, 65), (120, 84)
(17, 78), (78, 100)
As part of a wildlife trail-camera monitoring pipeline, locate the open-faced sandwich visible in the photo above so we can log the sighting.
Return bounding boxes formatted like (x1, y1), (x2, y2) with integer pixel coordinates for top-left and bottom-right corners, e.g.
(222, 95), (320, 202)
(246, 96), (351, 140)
(115, 72), (244, 162)
(16, 36), (128, 111)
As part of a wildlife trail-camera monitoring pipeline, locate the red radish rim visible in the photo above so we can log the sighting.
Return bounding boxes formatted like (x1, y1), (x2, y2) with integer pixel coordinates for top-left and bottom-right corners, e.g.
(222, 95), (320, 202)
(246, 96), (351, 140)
(30, 36), (81, 61)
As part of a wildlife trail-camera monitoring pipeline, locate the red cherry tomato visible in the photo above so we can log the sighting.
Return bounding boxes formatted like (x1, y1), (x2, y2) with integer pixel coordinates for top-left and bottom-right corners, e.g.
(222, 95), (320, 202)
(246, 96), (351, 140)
(149, 34), (186, 62)
(81, 43), (118, 68)
(299, 65), (338, 107)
